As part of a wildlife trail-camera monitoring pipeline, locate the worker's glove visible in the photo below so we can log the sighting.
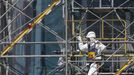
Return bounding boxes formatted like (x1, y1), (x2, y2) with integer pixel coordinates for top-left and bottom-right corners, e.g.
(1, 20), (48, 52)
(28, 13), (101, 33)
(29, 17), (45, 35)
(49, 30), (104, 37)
(76, 36), (82, 41)
(77, 49), (80, 52)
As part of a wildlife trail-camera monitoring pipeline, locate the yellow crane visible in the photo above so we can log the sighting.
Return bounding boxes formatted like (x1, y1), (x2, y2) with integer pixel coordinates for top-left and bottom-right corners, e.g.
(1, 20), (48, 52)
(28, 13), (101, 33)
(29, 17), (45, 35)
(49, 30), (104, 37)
(0, 0), (61, 56)
(115, 57), (134, 75)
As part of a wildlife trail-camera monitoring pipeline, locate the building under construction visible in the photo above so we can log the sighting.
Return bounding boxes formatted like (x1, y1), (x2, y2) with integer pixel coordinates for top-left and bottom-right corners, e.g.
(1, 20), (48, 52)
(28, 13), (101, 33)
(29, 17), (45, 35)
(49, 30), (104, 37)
(0, 0), (134, 75)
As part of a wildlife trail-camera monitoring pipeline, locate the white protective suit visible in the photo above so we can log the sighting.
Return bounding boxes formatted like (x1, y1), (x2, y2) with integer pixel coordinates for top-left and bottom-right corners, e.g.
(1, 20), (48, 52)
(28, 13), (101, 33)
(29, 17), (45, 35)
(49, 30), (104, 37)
(77, 31), (106, 75)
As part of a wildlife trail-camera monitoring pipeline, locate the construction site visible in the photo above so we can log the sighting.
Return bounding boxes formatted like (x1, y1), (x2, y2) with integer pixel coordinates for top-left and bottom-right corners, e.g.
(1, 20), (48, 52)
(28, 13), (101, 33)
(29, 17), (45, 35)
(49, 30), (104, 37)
(0, 0), (134, 75)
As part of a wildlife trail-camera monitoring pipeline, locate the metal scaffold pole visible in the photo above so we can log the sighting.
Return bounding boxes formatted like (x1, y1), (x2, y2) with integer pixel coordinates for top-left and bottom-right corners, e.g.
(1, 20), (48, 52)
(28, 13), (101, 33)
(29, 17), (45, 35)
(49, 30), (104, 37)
(0, 0), (61, 56)
(0, 0), (134, 75)
(65, 0), (68, 75)
(68, 0), (134, 75)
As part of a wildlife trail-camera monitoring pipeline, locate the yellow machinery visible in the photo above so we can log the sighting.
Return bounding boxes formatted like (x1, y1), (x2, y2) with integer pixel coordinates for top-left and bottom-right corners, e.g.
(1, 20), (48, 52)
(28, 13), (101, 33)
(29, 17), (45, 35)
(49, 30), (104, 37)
(115, 57), (134, 75)
(0, 0), (61, 56)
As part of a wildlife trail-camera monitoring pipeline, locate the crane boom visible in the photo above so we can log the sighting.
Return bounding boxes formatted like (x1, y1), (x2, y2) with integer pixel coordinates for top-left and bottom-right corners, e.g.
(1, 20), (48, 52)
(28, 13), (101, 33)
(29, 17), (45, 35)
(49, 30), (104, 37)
(115, 57), (134, 75)
(0, 0), (61, 56)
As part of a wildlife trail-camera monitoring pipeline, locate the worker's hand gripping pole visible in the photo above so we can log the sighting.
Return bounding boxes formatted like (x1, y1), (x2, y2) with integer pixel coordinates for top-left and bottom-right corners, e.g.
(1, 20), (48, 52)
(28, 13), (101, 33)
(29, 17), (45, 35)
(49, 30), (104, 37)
(0, 0), (61, 56)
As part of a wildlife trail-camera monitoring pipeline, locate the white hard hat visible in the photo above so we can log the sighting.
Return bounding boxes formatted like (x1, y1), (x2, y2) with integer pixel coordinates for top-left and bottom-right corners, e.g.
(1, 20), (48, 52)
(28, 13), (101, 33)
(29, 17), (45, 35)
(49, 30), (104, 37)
(86, 31), (96, 38)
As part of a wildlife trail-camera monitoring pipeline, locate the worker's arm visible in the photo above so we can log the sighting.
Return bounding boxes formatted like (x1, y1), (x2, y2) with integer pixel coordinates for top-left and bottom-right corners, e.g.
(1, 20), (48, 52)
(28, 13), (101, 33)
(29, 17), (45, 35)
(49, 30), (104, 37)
(95, 40), (106, 52)
(77, 36), (88, 51)
(78, 43), (88, 51)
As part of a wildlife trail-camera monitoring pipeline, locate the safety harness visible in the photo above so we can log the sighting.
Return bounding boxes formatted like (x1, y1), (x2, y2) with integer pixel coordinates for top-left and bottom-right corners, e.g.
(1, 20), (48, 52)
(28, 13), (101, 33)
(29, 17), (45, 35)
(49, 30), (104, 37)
(87, 43), (98, 59)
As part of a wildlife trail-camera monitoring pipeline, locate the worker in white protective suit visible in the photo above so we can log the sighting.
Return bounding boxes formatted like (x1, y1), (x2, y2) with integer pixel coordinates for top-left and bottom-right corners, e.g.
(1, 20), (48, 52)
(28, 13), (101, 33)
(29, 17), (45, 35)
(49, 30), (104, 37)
(77, 31), (106, 75)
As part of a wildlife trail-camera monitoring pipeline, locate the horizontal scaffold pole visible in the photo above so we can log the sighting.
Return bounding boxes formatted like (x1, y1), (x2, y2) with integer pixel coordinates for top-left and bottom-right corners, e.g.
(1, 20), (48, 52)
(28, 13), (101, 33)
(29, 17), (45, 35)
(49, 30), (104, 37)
(0, 0), (61, 56)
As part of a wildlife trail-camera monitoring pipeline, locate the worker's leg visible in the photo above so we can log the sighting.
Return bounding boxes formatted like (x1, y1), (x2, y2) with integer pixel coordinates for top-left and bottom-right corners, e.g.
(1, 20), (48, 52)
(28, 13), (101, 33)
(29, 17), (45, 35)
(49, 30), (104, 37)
(88, 62), (98, 75)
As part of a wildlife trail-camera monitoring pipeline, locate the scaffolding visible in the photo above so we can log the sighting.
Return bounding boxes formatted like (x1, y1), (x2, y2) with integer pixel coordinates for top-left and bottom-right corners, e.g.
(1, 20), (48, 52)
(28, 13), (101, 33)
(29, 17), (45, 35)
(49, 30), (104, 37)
(67, 0), (134, 75)
(0, 0), (134, 75)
